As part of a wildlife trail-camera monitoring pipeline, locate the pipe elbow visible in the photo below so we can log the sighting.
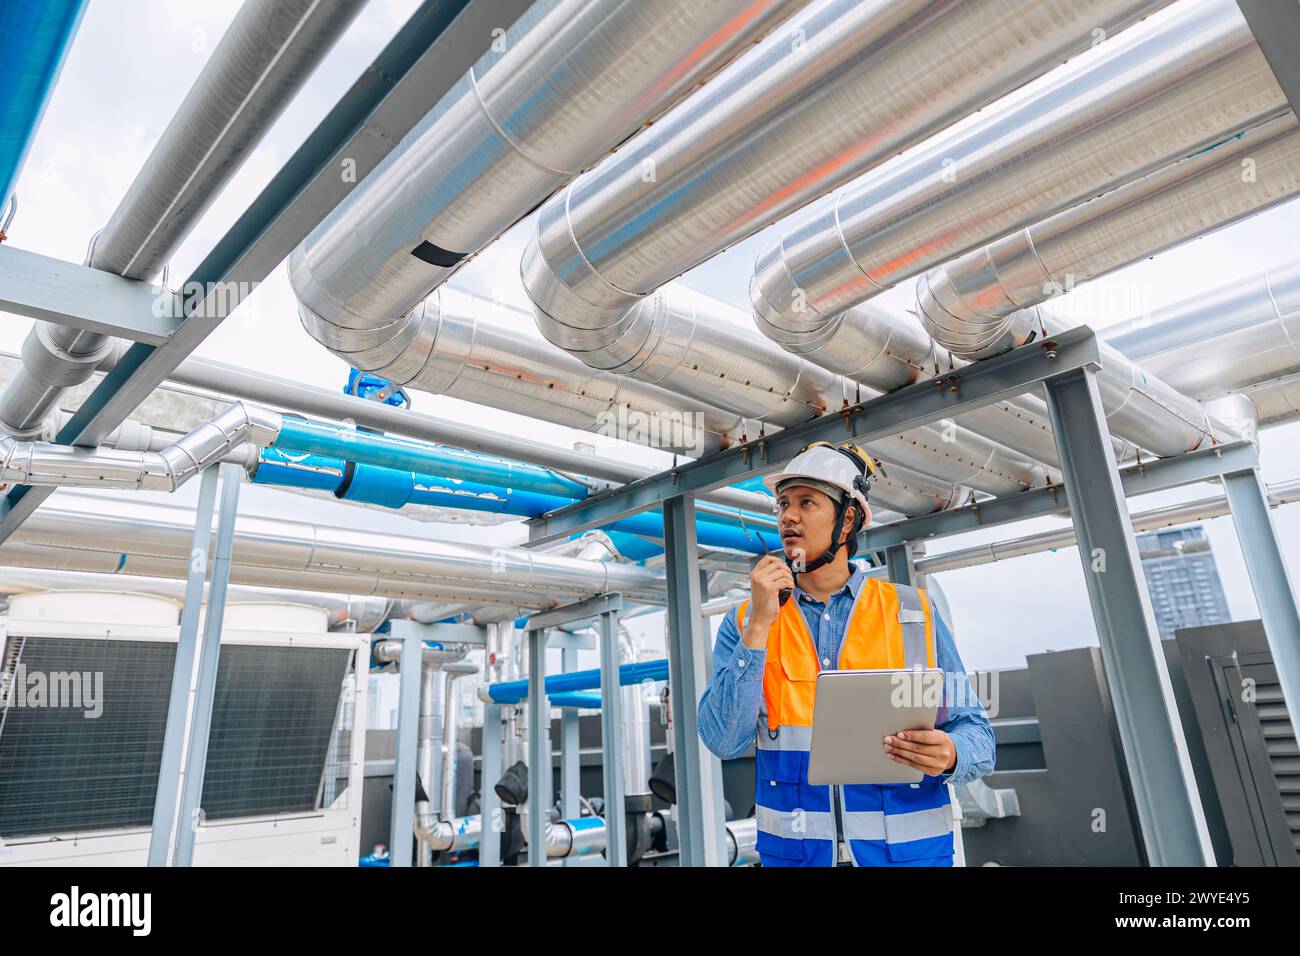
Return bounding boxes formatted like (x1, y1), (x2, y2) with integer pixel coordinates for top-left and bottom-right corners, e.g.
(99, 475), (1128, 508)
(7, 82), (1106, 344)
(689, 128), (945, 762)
(522, 200), (642, 350)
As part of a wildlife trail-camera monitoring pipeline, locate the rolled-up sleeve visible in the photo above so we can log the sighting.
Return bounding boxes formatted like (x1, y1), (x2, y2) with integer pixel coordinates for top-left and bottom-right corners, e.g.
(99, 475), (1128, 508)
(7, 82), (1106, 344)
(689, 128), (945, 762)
(696, 607), (765, 761)
(933, 612), (996, 787)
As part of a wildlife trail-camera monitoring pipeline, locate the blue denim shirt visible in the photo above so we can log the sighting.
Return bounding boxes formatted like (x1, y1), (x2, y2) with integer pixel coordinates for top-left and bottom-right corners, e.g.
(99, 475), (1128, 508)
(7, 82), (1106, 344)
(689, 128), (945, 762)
(697, 566), (995, 786)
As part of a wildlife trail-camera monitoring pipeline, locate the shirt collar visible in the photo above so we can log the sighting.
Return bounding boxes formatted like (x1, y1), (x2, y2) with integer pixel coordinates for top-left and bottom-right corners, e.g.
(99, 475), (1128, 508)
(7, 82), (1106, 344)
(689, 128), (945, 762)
(795, 563), (867, 603)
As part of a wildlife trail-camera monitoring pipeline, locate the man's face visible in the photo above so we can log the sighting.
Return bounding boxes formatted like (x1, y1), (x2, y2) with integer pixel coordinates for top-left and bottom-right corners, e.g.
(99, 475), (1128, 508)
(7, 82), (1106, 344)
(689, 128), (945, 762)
(777, 484), (838, 566)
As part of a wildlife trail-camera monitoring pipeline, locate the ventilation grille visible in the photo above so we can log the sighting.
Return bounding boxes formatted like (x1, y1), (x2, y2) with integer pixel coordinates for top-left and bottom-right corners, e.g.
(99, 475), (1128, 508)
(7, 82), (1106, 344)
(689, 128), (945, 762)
(1255, 677), (1300, 858)
(0, 637), (352, 839)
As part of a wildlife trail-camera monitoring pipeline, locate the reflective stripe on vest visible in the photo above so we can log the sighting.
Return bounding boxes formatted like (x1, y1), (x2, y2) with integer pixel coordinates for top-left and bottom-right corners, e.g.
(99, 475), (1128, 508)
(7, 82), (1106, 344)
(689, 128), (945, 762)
(739, 577), (952, 866)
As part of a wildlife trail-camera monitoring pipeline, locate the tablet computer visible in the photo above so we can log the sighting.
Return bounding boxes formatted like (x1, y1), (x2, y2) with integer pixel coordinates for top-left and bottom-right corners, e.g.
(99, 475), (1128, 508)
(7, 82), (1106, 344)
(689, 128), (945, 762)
(807, 668), (943, 785)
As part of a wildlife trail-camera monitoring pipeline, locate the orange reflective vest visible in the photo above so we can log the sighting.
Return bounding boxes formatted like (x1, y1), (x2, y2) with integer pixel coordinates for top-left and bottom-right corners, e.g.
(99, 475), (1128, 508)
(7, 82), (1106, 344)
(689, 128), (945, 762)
(738, 577), (955, 866)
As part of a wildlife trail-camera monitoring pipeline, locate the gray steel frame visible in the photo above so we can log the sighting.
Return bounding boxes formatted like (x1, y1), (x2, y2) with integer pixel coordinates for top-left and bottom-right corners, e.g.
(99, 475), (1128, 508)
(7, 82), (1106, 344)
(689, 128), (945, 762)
(523, 327), (1299, 867)
(147, 464), (220, 866)
(1236, 1), (1300, 121)
(520, 593), (624, 867)
(171, 463), (243, 866)
(0, 245), (184, 345)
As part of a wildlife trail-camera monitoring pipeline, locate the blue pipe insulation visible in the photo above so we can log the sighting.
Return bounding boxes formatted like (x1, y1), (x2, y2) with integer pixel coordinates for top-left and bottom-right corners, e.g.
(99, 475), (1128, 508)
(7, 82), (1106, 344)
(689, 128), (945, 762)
(600, 531), (662, 563)
(547, 690), (602, 709)
(0, 0), (88, 208)
(252, 448), (780, 555)
(272, 416), (590, 500)
(486, 658), (669, 705)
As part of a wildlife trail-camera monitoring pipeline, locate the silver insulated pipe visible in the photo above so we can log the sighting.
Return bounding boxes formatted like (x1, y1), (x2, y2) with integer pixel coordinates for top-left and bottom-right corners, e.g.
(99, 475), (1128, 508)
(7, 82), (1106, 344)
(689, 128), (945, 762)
(914, 116), (1300, 362)
(1102, 257), (1300, 418)
(751, 0), (1287, 339)
(524, 0), (1172, 345)
(3, 491), (671, 606)
(0, 0), (366, 438)
(905, 115), (1300, 454)
(528, 278), (1055, 495)
(0, 402), (278, 491)
(290, 0), (806, 382)
(341, 286), (977, 515)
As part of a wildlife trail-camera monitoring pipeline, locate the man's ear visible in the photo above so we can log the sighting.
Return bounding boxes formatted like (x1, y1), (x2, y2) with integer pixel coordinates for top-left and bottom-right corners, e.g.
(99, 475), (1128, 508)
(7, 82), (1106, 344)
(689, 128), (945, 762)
(839, 504), (857, 544)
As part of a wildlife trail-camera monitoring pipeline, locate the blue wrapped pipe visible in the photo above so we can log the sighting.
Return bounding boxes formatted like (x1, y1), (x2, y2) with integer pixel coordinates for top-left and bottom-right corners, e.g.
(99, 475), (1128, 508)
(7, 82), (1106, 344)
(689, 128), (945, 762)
(252, 447), (778, 555)
(0, 0), (88, 208)
(487, 658), (669, 705)
(548, 690), (602, 709)
(273, 416), (590, 500)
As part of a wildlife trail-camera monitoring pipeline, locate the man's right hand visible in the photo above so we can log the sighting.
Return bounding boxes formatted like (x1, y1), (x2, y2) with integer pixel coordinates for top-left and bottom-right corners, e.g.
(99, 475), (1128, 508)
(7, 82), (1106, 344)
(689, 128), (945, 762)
(744, 555), (794, 648)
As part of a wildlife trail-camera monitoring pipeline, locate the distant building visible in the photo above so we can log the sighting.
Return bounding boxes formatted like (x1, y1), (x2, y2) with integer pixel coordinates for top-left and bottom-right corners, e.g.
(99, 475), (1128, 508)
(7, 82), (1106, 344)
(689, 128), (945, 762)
(1137, 526), (1231, 639)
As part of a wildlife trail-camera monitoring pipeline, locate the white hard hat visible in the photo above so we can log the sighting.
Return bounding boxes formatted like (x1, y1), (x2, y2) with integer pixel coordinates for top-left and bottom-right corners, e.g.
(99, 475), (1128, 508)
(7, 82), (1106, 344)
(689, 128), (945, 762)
(761, 442), (873, 517)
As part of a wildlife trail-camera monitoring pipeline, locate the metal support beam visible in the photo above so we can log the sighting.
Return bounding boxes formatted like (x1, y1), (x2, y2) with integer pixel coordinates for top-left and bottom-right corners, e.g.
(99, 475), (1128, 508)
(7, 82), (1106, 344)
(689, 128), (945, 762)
(860, 440), (1260, 551)
(388, 629), (424, 868)
(1237, 0), (1300, 119)
(479, 702), (503, 868)
(146, 464), (219, 866)
(526, 626), (549, 867)
(525, 328), (1100, 546)
(663, 495), (726, 866)
(598, 608), (628, 867)
(1043, 368), (1214, 866)
(560, 643), (580, 866)
(0, 0), (534, 544)
(884, 542), (916, 587)
(1222, 467), (1300, 739)
(0, 245), (184, 344)
(523, 592), (623, 633)
(171, 463), (241, 866)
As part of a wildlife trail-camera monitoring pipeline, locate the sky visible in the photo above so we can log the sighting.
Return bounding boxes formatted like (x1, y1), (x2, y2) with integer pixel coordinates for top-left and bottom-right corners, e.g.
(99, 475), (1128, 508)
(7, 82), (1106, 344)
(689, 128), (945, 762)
(5, 0), (1300, 677)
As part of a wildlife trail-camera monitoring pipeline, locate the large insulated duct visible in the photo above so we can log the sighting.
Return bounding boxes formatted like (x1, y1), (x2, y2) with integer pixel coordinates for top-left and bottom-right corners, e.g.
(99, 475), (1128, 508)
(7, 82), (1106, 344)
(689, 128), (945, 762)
(0, 0), (366, 438)
(751, 0), (1288, 338)
(1103, 258), (1300, 407)
(910, 117), (1300, 454)
(525, 0), (1171, 343)
(290, 0), (805, 379)
(915, 114), (1300, 360)
(4, 492), (671, 606)
(324, 287), (739, 456)
(337, 287), (977, 515)
(529, 281), (1054, 495)
(795, 300), (1136, 466)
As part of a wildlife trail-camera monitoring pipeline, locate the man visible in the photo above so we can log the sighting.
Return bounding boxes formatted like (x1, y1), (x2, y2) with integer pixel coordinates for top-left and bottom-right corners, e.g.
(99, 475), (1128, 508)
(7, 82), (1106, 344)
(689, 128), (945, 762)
(698, 441), (995, 867)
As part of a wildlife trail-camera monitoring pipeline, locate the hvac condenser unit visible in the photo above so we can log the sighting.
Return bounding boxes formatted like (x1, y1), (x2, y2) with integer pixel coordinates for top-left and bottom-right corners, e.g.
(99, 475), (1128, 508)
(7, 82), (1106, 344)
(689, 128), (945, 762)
(0, 592), (369, 866)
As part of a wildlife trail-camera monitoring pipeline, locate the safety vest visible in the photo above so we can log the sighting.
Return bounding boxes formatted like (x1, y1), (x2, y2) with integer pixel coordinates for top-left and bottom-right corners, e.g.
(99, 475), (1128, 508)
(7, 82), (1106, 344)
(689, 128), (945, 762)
(738, 578), (955, 867)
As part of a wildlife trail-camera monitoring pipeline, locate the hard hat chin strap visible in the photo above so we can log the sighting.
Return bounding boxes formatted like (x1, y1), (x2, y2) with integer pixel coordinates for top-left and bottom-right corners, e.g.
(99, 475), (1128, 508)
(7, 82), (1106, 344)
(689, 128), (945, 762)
(785, 496), (850, 576)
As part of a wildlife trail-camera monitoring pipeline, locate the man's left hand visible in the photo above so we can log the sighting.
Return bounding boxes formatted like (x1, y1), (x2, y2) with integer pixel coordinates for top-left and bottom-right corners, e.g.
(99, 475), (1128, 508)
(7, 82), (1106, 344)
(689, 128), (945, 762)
(883, 730), (956, 776)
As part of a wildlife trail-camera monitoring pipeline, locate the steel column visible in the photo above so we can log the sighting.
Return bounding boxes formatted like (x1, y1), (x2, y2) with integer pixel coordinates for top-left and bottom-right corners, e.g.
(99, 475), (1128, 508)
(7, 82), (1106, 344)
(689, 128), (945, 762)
(526, 626), (549, 866)
(146, 464), (219, 866)
(1222, 467), (1300, 738)
(560, 642), (580, 866)
(388, 630), (424, 867)
(479, 701), (503, 868)
(1043, 367), (1214, 866)
(598, 608), (627, 866)
(884, 542), (916, 587)
(663, 494), (726, 866)
(171, 463), (241, 866)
